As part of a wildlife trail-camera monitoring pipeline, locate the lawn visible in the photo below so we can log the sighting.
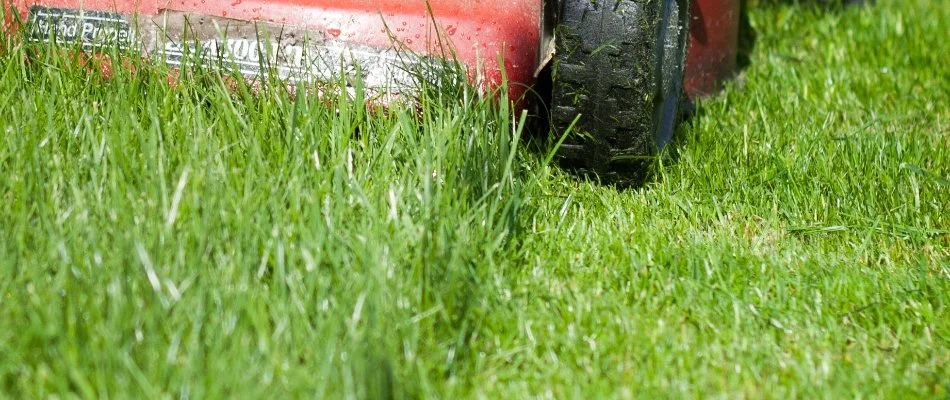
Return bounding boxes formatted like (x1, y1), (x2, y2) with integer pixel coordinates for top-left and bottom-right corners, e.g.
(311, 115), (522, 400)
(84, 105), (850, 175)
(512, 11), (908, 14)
(1, 0), (947, 397)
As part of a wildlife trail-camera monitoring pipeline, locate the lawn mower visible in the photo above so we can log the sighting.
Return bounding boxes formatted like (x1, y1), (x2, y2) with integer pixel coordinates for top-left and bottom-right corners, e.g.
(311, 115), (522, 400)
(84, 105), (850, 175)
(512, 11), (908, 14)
(5, 0), (742, 182)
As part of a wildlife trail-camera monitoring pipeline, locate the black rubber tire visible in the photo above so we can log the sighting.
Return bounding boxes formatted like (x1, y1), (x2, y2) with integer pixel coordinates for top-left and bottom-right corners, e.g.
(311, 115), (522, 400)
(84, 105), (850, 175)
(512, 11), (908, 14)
(551, 0), (690, 185)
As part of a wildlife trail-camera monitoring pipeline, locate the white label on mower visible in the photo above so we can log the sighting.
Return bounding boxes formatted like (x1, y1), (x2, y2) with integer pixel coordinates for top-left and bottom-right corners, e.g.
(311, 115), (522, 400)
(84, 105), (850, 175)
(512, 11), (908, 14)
(26, 7), (435, 92)
(27, 7), (137, 50)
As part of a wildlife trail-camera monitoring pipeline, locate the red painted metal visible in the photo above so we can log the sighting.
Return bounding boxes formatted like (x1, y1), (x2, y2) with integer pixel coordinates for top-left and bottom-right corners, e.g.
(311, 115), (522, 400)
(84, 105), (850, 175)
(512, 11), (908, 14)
(8, 0), (542, 98)
(685, 0), (741, 97)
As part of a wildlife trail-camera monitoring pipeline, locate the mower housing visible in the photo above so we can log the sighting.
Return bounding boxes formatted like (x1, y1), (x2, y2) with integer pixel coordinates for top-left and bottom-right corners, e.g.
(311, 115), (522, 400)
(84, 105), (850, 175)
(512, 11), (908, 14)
(8, 0), (554, 100)
(7, 0), (739, 99)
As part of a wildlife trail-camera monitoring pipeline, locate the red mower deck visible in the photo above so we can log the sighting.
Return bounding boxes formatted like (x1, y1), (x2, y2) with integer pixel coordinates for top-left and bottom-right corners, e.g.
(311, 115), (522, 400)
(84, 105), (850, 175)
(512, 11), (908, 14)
(11, 0), (547, 99)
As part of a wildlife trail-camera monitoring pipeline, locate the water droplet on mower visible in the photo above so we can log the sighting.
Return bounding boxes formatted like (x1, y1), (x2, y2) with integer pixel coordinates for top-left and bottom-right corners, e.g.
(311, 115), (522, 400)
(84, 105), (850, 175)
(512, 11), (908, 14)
(328, 28), (341, 38)
(446, 25), (457, 36)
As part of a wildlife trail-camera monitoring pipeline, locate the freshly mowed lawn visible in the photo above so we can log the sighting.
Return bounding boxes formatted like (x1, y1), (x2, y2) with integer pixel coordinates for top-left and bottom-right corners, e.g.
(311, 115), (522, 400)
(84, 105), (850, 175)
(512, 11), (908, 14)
(1, 0), (947, 397)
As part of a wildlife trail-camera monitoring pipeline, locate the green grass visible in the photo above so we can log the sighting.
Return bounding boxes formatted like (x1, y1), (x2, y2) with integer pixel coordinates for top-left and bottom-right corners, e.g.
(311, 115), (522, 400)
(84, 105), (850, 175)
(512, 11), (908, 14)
(1, 0), (948, 398)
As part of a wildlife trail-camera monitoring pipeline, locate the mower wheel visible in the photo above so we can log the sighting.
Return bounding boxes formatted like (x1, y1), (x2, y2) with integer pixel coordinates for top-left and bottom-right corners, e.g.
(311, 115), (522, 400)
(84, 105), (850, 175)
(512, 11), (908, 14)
(551, 0), (690, 185)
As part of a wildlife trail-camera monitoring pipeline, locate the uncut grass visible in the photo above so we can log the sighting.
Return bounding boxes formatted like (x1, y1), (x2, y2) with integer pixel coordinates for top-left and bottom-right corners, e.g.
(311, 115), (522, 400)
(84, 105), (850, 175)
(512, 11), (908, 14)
(1, 0), (948, 398)
(0, 30), (534, 397)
